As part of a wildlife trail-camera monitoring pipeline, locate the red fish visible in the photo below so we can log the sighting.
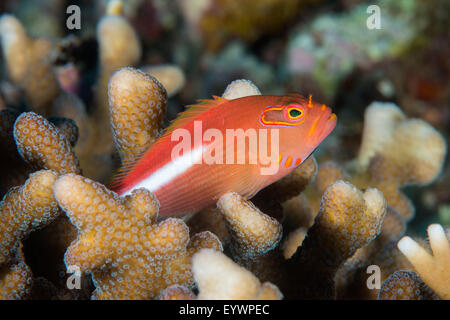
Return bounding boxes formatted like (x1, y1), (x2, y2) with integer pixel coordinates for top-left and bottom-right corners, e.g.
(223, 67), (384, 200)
(112, 94), (337, 216)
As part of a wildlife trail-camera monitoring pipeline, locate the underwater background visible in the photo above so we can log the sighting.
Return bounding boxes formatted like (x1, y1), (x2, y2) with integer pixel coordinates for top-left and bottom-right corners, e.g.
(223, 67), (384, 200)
(0, 0), (448, 300)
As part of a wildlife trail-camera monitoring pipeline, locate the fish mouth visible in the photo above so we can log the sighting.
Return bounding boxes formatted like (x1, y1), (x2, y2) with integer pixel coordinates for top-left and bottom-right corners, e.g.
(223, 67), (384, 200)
(308, 108), (337, 145)
(321, 112), (337, 139)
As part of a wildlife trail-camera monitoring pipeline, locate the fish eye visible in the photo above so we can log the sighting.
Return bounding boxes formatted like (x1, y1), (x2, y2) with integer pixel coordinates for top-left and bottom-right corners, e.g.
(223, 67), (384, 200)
(289, 109), (302, 118)
(287, 106), (303, 120)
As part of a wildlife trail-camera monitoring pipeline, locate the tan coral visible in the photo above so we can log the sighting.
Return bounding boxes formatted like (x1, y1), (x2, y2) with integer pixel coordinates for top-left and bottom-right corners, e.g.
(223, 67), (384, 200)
(98, 0), (141, 74)
(13, 112), (81, 175)
(287, 181), (387, 299)
(0, 170), (60, 264)
(398, 224), (450, 300)
(192, 249), (283, 300)
(187, 206), (230, 245)
(108, 67), (167, 160)
(95, 0), (142, 147)
(0, 15), (60, 116)
(221, 78), (261, 99)
(47, 117), (79, 147)
(141, 64), (186, 98)
(357, 102), (446, 183)
(335, 206), (409, 299)
(53, 174), (222, 299)
(357, 102), (406, 169)
(0, 245), (32, 300)
(353, 102), (446, 220)
(282, 193), (316, 232)
(12, 112), (87, 299)
(378, 270), (438, 300)
(51, 93), (90, 151)
(282, 227), (307, 259)
(217, 192), (282, 259)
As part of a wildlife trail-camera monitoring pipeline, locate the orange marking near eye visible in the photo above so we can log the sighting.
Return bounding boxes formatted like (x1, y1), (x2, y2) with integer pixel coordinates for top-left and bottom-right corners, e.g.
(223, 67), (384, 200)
(285, 156), (293, 168)
(308, 95), (313, 108)
(261, 105), (304, 127)
(329, 113), (337, 121)
(321, 104), (327, 111)
(295, 157), (302, 166)
(308, 115), (321, 136)
(278, 153), (283, 164)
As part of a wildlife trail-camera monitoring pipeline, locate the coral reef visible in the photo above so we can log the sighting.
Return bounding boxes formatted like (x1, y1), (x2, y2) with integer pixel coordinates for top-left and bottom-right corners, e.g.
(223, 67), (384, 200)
(192, 249), (283, 300)
(53, 174), (222, 299)
(0, 170), (59, 265)
(397, 224), (449, 300)
(0, 244), (32, 300)
(0, 14), (60, 115)
(0, 0), (448, 302)
(378, 271), (438, 300)
(141, 64), (186, 98)
(14, 112), (81, 175)
(108, 67), (167, 159)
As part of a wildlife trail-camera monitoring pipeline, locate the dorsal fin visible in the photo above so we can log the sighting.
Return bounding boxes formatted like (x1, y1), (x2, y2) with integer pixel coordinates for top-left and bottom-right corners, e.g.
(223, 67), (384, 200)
(157, 95), (228, 141)
(108, 95), (229, 192)
(108, 146), (149, 191)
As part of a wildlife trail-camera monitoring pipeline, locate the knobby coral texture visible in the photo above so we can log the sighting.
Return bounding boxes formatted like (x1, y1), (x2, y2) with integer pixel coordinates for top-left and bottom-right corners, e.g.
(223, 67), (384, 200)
(0, 0), (448, 301)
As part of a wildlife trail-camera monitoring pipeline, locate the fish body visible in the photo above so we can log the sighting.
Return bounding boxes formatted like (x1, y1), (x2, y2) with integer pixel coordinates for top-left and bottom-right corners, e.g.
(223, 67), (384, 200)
(112, 94), (337, 216)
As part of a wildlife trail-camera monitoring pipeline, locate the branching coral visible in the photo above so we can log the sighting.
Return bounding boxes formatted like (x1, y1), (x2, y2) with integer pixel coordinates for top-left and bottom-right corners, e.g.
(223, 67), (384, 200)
(294, 101), (447, 299)
(351, 102), (446, 221)
(286, 181), (387, 299)
(218, 192), (282, 260)
(108, 67), (167, 161)
(6, 111), (87, 299)
(53, 174), (222, 299)
(47, 117), (79, 148)
(14, 112), (81, 175)
(192, 249), (283, 300)
(141, 65), (186, 98)
(222, 79), (262, 100)
(0, 245), (32, 300)
(0, 14), (60, 116)
(397, 224), (450, 300)
(0, 170), (59, 265)
(378, 271), (438, 300)
(95, 0), (142, 149)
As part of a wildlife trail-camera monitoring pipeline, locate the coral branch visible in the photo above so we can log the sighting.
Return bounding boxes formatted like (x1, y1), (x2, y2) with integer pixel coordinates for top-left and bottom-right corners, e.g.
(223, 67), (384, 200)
(0, 245), (32, 300)
(0, 170), (59, 264)
(288, 181), (386, 299)
(378, 271), (438, 300)
(108, 67), (167, 158)
(397, 224), (450, 299)
(193, 249), (283, 300)
(14, 112), (81, 175)
(54, 174), (222, 299)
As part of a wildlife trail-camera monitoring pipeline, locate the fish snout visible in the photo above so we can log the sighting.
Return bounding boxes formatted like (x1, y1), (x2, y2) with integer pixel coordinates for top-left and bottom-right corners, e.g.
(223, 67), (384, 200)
(308, 107), (337, 144)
